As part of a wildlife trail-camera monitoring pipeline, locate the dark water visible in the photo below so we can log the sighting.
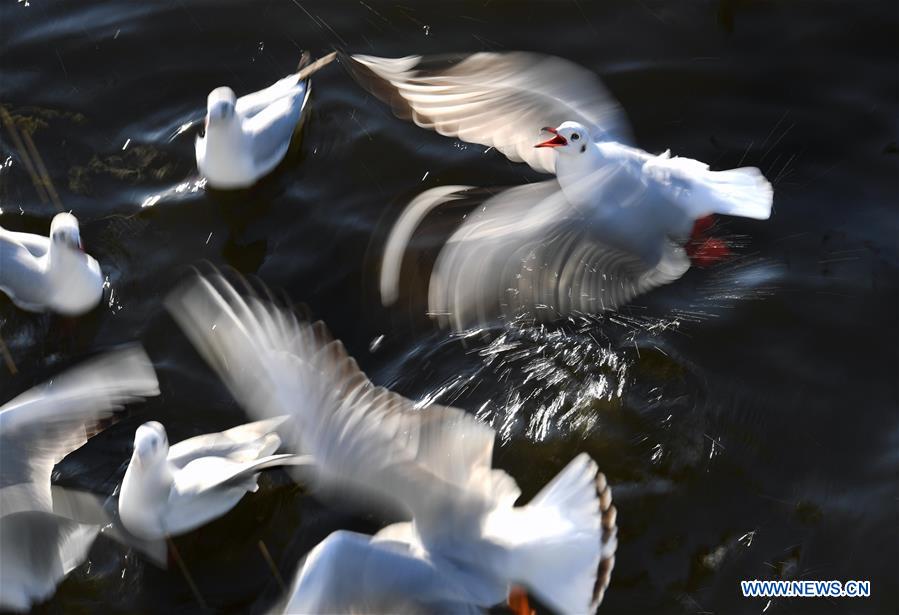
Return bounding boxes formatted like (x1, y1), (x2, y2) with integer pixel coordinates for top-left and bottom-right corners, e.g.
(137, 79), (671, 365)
(1, 1), (897, 613)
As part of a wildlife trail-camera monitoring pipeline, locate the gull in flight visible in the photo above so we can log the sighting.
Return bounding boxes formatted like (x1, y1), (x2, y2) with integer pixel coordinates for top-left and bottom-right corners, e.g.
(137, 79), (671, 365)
(344, 52), (773, 330)
(0, 346), (159, 612)
(118, 416), (311, 541)
(196, 52), (336, 190)
(0, 212), (104, 316)
(166, 272), (618, 614)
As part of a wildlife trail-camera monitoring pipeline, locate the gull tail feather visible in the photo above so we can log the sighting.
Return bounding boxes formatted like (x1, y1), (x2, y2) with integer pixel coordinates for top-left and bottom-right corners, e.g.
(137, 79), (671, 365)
(502, 454), (616, 614)
(689, 166), (773, 220)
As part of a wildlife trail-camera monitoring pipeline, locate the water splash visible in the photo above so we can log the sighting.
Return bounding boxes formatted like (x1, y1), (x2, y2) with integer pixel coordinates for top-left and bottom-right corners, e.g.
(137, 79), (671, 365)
(463, 318), (632, 444)
(141, 177), (206, 208)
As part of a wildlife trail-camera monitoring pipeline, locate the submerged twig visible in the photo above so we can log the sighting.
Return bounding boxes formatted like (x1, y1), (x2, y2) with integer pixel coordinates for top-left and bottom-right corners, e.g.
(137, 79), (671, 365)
(258, 539), (287, 593)
(0, 106), (49, 204)
(20, 129), (63, 211)
(295, 51), (338, 81)
(167, 537), (207, 609)
(0, 333), (17, 375)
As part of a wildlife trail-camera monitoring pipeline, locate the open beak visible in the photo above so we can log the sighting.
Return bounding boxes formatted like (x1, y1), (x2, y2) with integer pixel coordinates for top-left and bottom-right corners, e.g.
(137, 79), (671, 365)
(535, 126), (567, 148)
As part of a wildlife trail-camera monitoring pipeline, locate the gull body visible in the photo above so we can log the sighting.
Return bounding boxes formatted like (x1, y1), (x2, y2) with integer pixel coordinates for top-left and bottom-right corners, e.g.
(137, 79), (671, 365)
(118, 417), (308, 540)
(0, 213), (103, 316)
(0, 347), (158, 611)
(166, 273), (619, 614)
(345, 52), (773, 329)
(546, 122), (771, 223)
(195, 68), (311, 190)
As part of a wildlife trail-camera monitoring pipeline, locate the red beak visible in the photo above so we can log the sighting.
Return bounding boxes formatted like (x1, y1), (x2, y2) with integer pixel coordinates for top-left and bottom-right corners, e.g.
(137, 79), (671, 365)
(535, 126), (567, 148)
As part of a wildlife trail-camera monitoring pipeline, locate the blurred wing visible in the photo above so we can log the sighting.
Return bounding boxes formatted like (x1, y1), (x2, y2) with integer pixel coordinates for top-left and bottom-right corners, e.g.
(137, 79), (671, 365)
(285, 531), (489, 614)
(165, 273), (509, 533)
(50, 486), (111, 526)
(0, 511), (99, 608)
(344, 52), (630, 174)
(416, 182), (690, 331)
(0, 346), (159, 517)
(47, 486), (171, 569)
(235, 73), (307, 118)
(380, 184), (483, 306)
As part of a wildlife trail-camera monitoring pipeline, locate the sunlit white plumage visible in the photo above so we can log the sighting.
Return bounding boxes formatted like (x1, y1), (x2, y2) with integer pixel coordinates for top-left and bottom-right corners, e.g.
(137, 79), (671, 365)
(165, 272), (618, 614)
(0, 212), (104, 316)
(345, 52), (773, 329)
(195, 63), (312, 189)
(118, 417), (310, 541)
(0, 346), (159, 612)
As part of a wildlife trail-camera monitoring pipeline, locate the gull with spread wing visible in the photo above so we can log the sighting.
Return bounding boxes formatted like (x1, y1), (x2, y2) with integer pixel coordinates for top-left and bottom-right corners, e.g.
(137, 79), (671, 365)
(343, 52), (773, 330)
(0, 346), (159, 612)
(166, 272), (618, 614)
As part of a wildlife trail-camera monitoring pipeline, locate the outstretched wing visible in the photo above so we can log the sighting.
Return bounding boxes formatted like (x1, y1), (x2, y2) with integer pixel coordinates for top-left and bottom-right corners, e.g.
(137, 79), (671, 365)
(0, 510), (100, 609)
(165, 273), (513, 539)
(0, 346), (159, 518)
(285, 530), (490, 614)
(381, 181), (690, 331)
(344, 52), (630, 174)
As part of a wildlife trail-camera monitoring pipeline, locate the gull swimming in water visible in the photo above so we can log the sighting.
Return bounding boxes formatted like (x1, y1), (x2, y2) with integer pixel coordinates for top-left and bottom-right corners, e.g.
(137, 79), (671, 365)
(195, 52), (336, 190)
(118, 417), (311, 541)
(0, 212), (104, 316)
(344, 52), (773, 330)
(165, 272), (618, 614)
(0, 346), (159, 612)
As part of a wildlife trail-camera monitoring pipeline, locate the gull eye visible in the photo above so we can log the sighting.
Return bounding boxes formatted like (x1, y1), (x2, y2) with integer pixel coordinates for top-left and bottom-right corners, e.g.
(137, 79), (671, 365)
(570, 133), (580, 141)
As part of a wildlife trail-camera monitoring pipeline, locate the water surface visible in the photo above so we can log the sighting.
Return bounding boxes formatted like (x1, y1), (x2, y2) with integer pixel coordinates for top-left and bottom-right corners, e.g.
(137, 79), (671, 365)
(1, 1), (897, 613)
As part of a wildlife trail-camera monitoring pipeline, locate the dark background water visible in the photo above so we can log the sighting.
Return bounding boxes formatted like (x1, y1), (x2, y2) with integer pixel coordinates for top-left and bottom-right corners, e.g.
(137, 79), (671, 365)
(1, 1), (897, 613)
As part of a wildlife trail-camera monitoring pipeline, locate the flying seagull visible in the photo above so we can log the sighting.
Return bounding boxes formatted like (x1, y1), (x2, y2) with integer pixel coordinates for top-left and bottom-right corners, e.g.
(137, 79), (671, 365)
(344, 52), (773, 330)
(166, 272), (618, 614)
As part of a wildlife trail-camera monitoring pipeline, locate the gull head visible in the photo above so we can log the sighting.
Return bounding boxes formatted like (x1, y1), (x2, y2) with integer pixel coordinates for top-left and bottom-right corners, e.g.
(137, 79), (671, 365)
(133, 421), (169, 467)
(49, 212), (83, 252)
(535, 121), (591, 156)
(206, 86), (237, 127)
